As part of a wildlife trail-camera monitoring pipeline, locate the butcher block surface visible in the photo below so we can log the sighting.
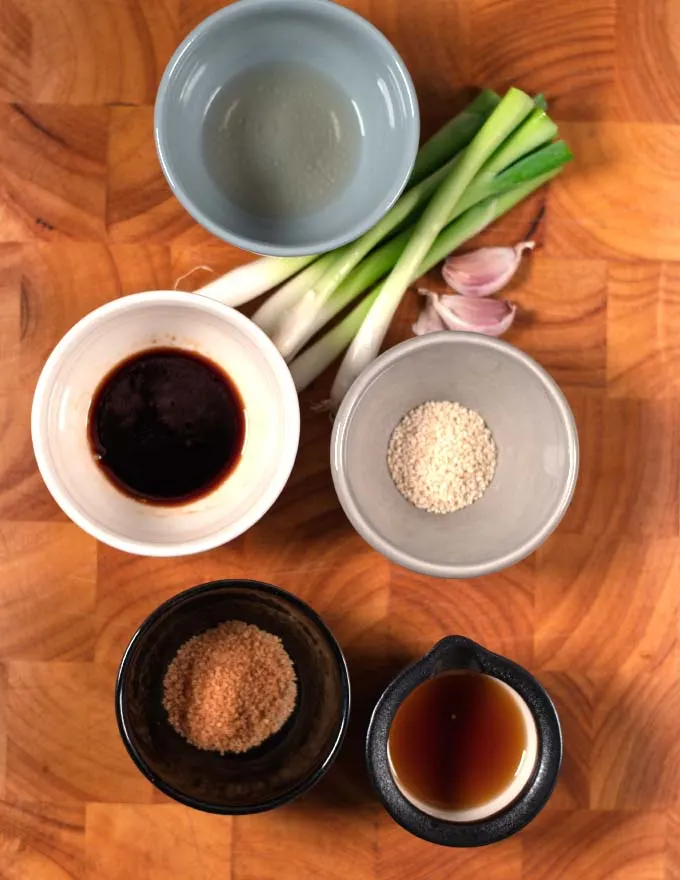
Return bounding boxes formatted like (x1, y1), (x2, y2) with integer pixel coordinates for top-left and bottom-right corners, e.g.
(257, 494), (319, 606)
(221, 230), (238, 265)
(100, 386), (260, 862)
(0, 0), (679, 876)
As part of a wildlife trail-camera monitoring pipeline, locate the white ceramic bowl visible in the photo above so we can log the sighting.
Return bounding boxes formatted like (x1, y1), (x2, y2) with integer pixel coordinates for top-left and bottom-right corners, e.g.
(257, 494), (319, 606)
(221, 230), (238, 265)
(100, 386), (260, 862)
(31, 292), (300, 556)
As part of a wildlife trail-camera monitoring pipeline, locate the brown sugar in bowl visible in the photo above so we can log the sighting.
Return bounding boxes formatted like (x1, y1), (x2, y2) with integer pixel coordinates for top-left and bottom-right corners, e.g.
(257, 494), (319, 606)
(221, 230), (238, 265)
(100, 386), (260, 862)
(115, 580), (350, 814)
(163, 620), (298, 753)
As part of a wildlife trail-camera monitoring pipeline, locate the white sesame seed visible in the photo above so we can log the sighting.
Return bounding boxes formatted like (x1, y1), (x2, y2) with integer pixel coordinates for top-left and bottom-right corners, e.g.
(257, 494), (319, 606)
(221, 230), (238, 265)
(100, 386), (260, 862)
(387, 400), (497, 514)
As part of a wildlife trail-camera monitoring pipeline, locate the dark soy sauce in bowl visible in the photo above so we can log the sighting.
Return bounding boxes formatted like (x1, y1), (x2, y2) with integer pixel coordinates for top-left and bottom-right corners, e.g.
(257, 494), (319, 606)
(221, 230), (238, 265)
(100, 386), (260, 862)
(88, 348), (245, 505)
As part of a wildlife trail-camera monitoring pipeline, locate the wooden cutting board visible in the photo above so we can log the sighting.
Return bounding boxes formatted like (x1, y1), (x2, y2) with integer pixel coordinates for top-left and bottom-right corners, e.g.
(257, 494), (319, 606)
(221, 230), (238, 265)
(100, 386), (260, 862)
(0, 0), (678, 876)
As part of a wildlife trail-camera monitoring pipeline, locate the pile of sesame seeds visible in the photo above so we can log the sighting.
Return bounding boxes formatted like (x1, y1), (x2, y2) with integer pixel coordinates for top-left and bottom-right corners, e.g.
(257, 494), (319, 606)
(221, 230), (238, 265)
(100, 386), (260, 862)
(387, 400), (497, 514)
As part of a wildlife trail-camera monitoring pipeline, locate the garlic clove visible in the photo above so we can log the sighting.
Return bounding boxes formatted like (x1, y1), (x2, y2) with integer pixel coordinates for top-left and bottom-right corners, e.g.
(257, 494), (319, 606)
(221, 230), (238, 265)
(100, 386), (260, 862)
(426, 292), (517, 337)
(412, 290), (447, 336)
(441, 241), (535, 297)
(441, 294), (513, 324)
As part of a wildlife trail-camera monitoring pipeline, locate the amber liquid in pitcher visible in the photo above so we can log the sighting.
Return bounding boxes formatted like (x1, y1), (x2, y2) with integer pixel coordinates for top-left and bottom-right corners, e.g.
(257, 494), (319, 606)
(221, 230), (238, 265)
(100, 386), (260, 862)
(388, 670), (528, 811)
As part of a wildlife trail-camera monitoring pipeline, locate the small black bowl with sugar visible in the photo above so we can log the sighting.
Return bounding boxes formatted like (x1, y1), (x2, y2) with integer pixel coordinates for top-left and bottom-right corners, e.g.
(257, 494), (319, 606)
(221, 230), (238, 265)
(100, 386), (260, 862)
(116, 579), (350, 814)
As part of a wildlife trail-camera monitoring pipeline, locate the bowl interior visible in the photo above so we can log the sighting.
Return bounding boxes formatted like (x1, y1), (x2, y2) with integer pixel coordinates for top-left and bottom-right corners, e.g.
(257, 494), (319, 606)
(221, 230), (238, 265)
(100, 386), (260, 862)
(332, 334), (578, 576)
(155, 0), (418, 254)
(33, 293), (299, 554)
(117, 582), (349, 812)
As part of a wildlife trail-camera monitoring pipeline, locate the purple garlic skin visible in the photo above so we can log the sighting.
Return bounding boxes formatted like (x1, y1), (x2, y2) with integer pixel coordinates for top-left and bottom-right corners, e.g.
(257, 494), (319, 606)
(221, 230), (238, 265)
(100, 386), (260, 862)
(413, 290), (517, 338)
(441, 241), (535, 297)
(412, 240), (535, 338)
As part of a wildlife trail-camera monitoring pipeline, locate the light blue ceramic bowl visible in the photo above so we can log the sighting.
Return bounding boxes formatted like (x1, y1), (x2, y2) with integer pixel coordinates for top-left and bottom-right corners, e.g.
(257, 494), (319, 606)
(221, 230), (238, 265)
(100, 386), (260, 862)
(155, 0), (419, 256)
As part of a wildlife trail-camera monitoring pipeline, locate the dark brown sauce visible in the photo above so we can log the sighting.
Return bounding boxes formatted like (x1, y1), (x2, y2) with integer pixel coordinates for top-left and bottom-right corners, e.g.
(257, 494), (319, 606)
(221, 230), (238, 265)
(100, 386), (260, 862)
(88, 347), (245, 505)
(388, 671), (526, 811)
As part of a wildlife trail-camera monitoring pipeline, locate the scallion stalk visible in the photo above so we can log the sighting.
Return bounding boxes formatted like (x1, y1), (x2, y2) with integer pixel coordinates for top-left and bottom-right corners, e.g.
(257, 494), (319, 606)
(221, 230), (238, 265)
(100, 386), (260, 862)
(483, 108), (558, 176)
(290, 289), (380, 391)
(329, 87), (536, 405)
(251, 252), (340, 334)
(449, 140), (572, 220)
(193, 93), (545, 313)
(287, 141), (572, 360)
(284, 229), (412, 359)
(293, 171), (561, 395)
(272, 155), (461, 358)
(417, 169), (561, 274)
(196, 254), (317, 307)
(408, 89), (501, 185)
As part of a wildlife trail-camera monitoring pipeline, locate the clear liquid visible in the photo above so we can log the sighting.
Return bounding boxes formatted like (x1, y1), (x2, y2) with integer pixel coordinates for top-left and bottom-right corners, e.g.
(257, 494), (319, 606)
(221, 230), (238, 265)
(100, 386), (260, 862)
(203, 61), (361, 219)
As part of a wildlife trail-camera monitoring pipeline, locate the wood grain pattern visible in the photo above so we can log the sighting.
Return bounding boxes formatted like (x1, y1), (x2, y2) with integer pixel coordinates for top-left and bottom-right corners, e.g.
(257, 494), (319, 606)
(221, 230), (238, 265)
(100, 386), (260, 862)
(377, 811), (523, 880)
(0, 0), (678, 876)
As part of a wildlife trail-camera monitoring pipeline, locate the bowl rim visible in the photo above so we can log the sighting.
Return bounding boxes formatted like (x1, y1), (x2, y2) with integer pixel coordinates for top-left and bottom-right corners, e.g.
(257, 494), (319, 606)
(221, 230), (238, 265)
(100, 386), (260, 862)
(154, 0), (420, 257)
(331, 332), (580, 579)
(115, 578), (352, 814)
(30, 290), (300, 557)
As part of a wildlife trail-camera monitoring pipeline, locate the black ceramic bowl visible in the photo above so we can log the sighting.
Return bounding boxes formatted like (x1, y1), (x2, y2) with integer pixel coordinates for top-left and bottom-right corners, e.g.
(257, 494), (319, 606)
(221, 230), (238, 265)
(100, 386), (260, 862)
(366, 636), (562, 846)
(116, 579), (351, 814)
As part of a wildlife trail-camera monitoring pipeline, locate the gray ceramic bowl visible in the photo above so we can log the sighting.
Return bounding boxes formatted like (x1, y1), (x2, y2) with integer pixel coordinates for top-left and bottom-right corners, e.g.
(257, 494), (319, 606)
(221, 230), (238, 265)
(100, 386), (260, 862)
(331, 333), (579, 578)
(155, 0), (419, 256)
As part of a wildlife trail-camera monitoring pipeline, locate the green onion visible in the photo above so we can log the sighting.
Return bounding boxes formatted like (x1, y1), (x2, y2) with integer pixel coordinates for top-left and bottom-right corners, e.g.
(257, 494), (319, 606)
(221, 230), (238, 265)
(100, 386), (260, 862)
(329, 87), (536, 405)
(197, 254), (316, 307)
(195, 86), (571, 405)
(251, 251), (343, 335)
(483, 108), (558, 176)
(289, 139), (572, 358)
(450, 139), (572, 220)
(272, 160), (456, 358)
(293, 170), (561, 395)
(408, 89), (501, 185)
(290, 289), (381, 392)
(285, 229), (412, 359)
(417, 169), (561, 273)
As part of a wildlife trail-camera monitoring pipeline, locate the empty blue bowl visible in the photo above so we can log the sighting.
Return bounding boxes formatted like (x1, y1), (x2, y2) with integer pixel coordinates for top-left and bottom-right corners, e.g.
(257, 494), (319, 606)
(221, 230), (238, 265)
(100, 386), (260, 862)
(155, 0), (419, 256)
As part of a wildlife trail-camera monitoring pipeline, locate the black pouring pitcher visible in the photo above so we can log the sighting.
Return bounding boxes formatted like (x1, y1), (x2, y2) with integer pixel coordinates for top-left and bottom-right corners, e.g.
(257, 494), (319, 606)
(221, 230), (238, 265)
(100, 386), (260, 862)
(366, 635), (562, 847)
